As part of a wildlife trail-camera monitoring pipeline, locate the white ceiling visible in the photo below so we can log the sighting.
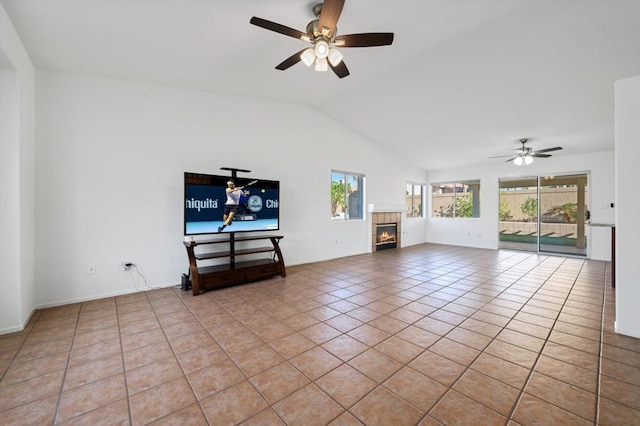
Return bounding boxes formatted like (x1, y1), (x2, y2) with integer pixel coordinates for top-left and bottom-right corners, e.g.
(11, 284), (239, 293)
(2, 0), (639, 170)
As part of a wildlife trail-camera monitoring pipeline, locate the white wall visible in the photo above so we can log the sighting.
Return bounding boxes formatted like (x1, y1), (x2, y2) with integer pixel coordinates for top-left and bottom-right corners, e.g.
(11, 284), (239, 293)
(614, 75), (640, 339)
(33, 70), (427, 309)
(425, 151), (615, 259)
(0, 4), (36, 334)
(0, 68), (19, 331)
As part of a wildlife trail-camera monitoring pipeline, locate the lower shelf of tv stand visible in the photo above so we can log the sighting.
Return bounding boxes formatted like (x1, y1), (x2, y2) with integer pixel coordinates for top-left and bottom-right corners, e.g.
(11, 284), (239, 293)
(193, 258), (284, 294)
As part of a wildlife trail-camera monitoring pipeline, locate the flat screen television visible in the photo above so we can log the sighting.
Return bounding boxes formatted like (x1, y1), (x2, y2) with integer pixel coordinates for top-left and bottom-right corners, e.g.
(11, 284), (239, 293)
(184, 172), (279, 235)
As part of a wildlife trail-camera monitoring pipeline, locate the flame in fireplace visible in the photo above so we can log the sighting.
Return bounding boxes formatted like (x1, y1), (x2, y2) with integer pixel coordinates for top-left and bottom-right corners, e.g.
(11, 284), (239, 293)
(377, 231), (396, 243)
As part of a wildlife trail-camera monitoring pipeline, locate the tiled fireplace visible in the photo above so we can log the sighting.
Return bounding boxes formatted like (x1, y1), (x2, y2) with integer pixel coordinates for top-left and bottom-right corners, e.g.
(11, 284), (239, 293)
(371, 212), (402, 252)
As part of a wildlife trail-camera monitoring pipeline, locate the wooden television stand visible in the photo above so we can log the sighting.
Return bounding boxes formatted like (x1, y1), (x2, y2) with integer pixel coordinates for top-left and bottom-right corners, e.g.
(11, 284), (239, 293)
(184, 234), (285, 296)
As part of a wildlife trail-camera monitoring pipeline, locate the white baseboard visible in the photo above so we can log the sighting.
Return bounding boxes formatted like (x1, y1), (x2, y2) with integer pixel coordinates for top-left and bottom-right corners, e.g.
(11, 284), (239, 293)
(0, 281), (179, 335)
(0, 306), (36, 335)
(614, 321), (640, 339)
(34, 281), (180, 310)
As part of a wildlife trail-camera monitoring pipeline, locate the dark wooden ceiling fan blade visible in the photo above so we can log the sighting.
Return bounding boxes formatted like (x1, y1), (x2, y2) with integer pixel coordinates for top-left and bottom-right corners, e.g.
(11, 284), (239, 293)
(505, 157), (517, 162)
(250, 17), (310, 41)
(531, 154), (552, 158)
(318, 0), (345, 37)
(334, 33), (394, 47)
(489, 154), (516, 158)
(533, 146), (563, 154)
(275, 49), (307, 71)
(329, 60), (350, 79)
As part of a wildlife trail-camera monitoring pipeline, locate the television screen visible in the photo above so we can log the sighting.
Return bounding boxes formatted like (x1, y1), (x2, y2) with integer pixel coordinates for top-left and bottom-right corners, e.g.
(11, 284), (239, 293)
(184, 172), (279, 235)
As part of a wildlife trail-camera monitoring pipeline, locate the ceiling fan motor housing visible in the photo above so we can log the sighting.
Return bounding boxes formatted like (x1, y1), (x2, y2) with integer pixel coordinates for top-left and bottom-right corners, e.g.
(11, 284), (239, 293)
(306, 19), (337, 41)
(312, 3), (324, 18)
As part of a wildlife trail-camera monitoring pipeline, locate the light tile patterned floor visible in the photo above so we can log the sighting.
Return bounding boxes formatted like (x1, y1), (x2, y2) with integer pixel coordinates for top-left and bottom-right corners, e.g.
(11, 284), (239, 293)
(1, 244), (639, 425)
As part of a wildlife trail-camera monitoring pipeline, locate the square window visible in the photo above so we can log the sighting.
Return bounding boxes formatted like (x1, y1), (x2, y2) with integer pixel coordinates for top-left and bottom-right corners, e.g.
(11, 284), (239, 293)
(431, 181), (480, 218)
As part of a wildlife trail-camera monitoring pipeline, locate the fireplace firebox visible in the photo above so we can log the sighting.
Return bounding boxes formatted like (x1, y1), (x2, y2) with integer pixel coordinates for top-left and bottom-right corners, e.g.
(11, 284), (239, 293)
(376, 223), (397, 250)
(371, 211), (401, 252)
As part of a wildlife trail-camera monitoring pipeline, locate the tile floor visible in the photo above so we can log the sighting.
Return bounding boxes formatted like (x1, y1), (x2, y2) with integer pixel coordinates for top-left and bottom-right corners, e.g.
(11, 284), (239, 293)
(1, 244), (639, 425)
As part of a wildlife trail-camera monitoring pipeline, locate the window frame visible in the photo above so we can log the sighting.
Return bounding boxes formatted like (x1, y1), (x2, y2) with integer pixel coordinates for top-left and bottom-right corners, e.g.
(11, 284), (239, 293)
(331, 170), (365, 221)
(431, 180), (481, 218)
(406, 182), (425, 218)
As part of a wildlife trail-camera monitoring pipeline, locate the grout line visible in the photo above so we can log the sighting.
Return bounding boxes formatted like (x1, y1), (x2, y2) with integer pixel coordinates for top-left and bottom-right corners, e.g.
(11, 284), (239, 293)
(594, 262), (610, 425)
(115, 295), (134, 426)
(359, 250), (552, 421)
(505, 258), (599, 423)
(186, 288), (287, 424)
(342, 249), (556, 423)
(312, 250), (600, 422)
(424, 252), (568, 422)
(149, 289), (213, 425)
(50, 304), (80, 425)
(1, 246), (626, 425)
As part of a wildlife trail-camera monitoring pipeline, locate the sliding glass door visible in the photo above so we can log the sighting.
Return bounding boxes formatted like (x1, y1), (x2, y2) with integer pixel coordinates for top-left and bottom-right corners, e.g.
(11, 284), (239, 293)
(538, 174), (588, 256)
(499, 178), (539, 252)
(499, 174), (588, 256)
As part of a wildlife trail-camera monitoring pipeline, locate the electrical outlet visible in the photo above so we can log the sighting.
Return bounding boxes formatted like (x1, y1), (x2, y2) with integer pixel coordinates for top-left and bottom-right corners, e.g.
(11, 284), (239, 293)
(120, 261), (131, 271)
(88, 264), (96, 275)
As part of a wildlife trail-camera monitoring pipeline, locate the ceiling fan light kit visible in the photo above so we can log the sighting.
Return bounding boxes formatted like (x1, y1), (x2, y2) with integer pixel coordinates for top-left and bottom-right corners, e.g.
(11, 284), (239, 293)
(249, 0), (394, 79)
(328, 48), (343, 66)
(315, 57), (329, 72)
(514, 155), (534, 166)
(315, 40), (329, 58)
(301, 48), (316, 66)
(304, 39), (343, 72)
(300, 40), (342, 71)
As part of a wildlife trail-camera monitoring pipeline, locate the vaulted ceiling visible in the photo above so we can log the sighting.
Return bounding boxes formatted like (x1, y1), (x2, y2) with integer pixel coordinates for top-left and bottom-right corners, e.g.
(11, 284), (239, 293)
(3, 0), (639, 170)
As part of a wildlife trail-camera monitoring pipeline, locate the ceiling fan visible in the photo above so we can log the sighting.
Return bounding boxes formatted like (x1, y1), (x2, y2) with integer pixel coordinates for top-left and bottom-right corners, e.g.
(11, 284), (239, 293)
(249, 0), (394, 79)
(490, 139), (563, 166)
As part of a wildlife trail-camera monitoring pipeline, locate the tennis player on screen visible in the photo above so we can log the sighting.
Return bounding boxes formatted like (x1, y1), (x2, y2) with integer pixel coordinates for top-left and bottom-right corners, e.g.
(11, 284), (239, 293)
(218, 179), (254, 232)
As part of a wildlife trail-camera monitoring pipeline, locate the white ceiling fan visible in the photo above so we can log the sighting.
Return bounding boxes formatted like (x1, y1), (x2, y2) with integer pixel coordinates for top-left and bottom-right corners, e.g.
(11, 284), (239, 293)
(490, 138), (563, 165)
